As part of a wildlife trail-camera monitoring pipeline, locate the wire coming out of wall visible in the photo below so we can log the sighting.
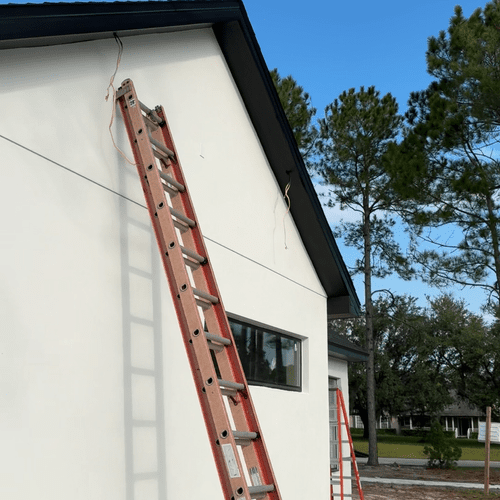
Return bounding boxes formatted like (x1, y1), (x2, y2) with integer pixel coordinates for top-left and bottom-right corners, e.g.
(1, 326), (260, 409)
(105, 33), (136, 166)
(283, 170), (292, 249)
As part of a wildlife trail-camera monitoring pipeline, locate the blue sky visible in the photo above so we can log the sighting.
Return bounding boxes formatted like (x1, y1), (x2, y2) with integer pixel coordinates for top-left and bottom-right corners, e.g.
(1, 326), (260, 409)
(3, 0), (491, 316)
(243, 0), (491, 317)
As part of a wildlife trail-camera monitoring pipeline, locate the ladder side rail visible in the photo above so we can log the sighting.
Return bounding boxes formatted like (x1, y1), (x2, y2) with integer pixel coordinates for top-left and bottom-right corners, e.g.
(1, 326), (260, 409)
(117, 82), (249, 499)
(338, 390), (364, 500)
(336, 389), (344, 500)
(155, 106), (281, 497)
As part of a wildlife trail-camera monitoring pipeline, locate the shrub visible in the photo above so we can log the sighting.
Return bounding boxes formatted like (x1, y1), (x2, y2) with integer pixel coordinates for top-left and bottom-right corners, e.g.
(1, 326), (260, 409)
(401, 428), (429, 438)
(423, 421), (462, 469)
(377, 429), (397, 436)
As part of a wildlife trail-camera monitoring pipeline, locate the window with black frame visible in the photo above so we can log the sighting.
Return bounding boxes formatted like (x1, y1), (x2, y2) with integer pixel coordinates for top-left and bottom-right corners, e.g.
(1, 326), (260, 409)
(228, 318), (301, 391)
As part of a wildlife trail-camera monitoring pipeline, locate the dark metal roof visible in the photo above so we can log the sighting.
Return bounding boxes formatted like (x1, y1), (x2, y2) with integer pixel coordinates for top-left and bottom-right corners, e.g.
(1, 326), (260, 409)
(328, 331), (368, 363)
(0, 0), (360, 317)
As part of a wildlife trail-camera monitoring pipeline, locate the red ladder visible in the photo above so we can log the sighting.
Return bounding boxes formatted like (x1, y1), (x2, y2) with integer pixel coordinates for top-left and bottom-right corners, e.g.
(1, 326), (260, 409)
(331, 389), (364, 500)
(116, 79), (281, 500)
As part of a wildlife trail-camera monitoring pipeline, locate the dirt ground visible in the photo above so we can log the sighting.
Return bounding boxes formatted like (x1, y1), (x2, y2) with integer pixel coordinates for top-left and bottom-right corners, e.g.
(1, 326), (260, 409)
(347, 464), (500, 500)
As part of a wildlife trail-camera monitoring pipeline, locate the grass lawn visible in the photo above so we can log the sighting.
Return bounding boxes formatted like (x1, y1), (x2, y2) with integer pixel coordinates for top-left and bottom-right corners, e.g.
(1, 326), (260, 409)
(352, 434), (500, 461)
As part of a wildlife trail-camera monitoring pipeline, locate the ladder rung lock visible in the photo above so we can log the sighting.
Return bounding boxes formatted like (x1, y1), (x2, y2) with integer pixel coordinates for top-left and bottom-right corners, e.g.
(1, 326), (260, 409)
(159, 170), (185, 192)
(192, 288), (218, 304)
(142, 111), (159, 131)
(205, 332), (231, 346)
(184, 257), (201, 270)
(195, 298), (212, 310)
(207, 341), (224, 353)
(153, 147), (170, 162)
(248, 484), (275, 498)
(169, 207), (195, 228)
(139, 100), (161, 123)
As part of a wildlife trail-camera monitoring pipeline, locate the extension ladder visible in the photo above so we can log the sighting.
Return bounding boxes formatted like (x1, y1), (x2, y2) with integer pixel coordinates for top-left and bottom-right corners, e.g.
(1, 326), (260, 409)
(116, 79), (281, 500)
(331, 389), (364, 500)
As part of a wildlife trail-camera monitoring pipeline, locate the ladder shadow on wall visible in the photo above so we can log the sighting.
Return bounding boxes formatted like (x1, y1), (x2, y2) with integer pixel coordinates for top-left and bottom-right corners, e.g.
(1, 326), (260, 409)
(118, 135), (167, 500)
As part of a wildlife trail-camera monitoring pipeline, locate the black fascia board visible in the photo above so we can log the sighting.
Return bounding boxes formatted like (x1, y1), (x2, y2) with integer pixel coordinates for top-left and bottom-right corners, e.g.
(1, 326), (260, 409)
(213, 8), (360, 316)
(328, 339), (368, 363)
(0, 0), (360, 317)
(328, 345), (368, 363)
(0, 1), (242, 45)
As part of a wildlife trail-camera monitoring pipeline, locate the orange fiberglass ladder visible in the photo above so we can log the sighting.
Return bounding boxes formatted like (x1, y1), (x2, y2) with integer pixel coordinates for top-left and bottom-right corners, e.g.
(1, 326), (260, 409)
(116, 79), (281, 500)
(331, 389), (364, 500)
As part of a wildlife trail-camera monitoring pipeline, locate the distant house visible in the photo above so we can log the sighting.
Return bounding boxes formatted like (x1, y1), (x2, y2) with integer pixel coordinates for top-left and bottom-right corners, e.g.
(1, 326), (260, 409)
(0, 2), (360, 500)
(353, 398), (486, 437)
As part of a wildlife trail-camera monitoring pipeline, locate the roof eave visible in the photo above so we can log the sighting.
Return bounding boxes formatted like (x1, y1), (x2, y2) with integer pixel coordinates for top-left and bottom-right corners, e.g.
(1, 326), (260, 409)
(0, 1), (360, 317)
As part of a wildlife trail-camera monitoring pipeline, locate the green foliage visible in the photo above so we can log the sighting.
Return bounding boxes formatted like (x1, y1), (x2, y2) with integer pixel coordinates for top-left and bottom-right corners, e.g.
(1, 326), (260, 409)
(318, 86), (409, 463)
(339, 292), (500, 426)
(270, 68), (317, 164)
(336, 294), (453, 425)
(423, 421), (462, 469)
(386, 1), (500, 312)
(425, 294), (500, 420)
(316, 86), (412, 281)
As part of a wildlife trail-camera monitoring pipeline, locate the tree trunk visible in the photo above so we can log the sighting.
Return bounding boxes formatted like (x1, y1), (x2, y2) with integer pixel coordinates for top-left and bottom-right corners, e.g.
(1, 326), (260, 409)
(364, 207), (379, 466)
(486, 192), (500, 311)
(359, 409), (370, 439)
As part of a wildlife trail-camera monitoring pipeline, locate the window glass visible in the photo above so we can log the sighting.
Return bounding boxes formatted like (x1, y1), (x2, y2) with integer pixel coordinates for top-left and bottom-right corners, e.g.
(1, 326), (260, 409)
(228, 318), (301, 391)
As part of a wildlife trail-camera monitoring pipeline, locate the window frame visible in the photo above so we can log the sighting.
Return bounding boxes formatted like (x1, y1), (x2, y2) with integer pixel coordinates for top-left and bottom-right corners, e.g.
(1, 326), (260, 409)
(227, 315), (302, 392)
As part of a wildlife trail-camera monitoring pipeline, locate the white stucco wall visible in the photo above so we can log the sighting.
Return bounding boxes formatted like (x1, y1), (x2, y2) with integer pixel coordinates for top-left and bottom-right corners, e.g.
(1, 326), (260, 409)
(328, 357), (353, 497)
(0, 28), (334, 500)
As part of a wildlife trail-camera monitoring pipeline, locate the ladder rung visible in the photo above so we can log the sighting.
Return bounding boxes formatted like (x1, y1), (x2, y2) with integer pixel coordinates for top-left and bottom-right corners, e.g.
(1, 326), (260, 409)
(233, 430), (258, 440)
(161, 180), (178, 197)
(218, 379), (245, 391)
(184, 257), (201, 270)
(206, 332), (231, 353)
(149, 135), (175, 160)
(169, 207), (195, 228)
(193, 287), (218, 304)
(196, 298), (212, 310)
(205, 332), (231, 346)
(248, 484), (275, 498)
(181, 245), (206, 264)
(159, 170), (185, 193)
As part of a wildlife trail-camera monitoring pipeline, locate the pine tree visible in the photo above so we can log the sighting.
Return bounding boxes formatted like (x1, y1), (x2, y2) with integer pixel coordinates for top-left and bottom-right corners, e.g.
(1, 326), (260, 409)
(317, 86), (410, 465)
